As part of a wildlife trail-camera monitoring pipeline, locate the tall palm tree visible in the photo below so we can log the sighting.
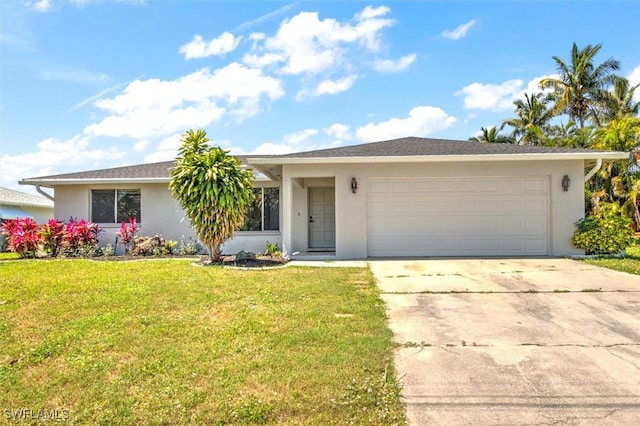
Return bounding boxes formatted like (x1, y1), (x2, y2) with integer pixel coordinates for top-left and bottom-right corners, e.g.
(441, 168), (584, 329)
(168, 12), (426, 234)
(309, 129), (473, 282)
(501, 92), (554, 145)
(468, 126), (514, 144)
(539, 43), (620, 128)
(595, 76), (640, 123)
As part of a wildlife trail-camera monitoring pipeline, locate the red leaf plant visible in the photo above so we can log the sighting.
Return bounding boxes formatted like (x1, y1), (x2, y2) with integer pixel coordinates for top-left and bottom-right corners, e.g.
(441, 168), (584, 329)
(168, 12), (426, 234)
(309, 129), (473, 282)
(116, 217), (139, 254)
(1, 218), (42, 258)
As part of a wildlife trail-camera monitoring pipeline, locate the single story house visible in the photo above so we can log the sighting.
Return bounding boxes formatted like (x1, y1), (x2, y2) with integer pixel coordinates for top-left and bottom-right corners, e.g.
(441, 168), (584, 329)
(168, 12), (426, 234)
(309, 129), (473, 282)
(1, 186), (55, 251)
(0, 186), (54, 223)
(19, 137), (627, 258)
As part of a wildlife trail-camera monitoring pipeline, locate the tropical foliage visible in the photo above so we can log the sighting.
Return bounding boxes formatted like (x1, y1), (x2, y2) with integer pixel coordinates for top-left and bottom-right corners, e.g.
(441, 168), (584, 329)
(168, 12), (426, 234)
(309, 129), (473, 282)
(169, 129), (255, 262)
(468, 126), (513, 144)
(472, 42), (639, 253)
(1, 218), (101, 258)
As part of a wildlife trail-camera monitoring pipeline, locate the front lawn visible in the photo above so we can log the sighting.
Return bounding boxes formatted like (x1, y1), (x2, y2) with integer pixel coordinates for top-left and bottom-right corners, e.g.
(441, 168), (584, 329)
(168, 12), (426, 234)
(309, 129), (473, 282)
(0, 260), (405, 425)
(581, 245), (640, 275)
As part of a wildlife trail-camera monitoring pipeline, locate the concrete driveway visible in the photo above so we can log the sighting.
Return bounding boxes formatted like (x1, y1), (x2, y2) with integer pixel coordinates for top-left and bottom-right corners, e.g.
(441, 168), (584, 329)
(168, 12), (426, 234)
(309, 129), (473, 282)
(370, 258), (640, 425)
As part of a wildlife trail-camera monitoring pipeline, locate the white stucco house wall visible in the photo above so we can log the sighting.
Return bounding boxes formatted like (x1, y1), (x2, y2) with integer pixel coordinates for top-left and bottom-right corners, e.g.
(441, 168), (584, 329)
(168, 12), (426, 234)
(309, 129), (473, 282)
(19, 137), (627, 259)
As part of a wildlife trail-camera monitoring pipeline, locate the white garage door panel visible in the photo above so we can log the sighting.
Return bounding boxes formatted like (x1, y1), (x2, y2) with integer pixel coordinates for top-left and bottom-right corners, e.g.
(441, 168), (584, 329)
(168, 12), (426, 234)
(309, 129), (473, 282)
(367, 177), (549, 257)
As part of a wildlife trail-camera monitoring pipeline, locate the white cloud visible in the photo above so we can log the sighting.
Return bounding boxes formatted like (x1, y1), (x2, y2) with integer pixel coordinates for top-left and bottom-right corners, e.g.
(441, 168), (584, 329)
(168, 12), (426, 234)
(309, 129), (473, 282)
(372, 53), (416, 73)
(251, 127), (344, 155)
(29, 0), (52, 12)
(355, 5), (390, 20)
(441, 19), (477, 40)
(296, 75), (357, 99)
(133, 140), (150, 151)
(246, 6), (394, 75)
(356, 106), (456, 142)
(323, 123), (352, 140)
(179, 32), (241, 59)
(85, 63), (284, 139)
(0, 135), (127, 189)
(455, 74), (558, 111)
(628, 65), (640, 102)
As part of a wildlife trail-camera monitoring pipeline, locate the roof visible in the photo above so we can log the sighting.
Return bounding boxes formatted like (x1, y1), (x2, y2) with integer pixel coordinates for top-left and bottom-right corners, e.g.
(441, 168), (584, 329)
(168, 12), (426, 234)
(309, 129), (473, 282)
(276, 137), (612, 158)
(19, 156), (264, 186)
(19, 137), (627, 186)
(0, 187), (54, 208)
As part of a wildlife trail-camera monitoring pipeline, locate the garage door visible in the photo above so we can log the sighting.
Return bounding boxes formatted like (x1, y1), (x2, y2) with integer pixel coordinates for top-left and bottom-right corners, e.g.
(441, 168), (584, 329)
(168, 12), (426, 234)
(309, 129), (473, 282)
(367, 177), (549, 257)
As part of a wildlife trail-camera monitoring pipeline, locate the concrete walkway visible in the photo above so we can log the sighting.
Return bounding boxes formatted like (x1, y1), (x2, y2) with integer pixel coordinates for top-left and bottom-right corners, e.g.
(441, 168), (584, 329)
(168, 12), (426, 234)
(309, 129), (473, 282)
(370, 258), (640, 425)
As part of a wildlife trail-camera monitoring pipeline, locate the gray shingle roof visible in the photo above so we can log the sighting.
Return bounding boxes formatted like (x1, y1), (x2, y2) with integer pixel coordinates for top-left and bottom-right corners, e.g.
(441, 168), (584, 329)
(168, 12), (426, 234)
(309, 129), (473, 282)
(278, 137), (606, 158)
(0, 187), (54, 207)
(19, 157), (260, 182)
(19, 137), (625, 184)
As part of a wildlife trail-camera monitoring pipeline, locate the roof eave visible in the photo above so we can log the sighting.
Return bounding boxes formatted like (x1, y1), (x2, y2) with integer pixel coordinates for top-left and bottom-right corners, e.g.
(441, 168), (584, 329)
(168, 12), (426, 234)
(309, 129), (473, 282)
(19, 177), (172, 186)
(248, 152), (628, 165)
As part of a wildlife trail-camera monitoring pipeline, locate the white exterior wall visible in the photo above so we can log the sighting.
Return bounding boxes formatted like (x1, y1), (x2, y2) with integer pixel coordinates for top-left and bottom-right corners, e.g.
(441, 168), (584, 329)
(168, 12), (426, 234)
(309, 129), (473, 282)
(53, 182), (281, 255)
(282, 160), (585, 258)
(21, 206), (54, 223)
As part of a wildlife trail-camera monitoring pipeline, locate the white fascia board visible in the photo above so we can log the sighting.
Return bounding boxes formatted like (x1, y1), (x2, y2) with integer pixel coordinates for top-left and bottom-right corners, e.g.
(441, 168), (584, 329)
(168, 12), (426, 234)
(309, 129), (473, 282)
(19, 178), (171, 186)
(248, 152), (628, 165)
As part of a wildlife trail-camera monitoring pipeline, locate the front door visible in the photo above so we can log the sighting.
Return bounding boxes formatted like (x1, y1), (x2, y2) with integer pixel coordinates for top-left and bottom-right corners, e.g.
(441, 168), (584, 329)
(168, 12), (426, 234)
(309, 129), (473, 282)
(308, 188), (335, 249)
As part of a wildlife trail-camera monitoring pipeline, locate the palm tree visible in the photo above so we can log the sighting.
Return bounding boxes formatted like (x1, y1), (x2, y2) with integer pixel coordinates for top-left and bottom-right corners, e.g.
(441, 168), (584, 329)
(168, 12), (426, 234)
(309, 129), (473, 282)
(595, 76), (640, 123)
(169, 129), (255, 263)
(539, 43), (620, 128)
(501, 92), (554, 145)
(468, 126), (514, 144)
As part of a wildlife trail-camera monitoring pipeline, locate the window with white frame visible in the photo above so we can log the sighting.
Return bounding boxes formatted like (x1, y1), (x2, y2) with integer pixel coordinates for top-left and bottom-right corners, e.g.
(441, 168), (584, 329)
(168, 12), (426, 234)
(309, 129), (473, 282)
(241, 187), (279, 231)
(91, 189), (141, 223)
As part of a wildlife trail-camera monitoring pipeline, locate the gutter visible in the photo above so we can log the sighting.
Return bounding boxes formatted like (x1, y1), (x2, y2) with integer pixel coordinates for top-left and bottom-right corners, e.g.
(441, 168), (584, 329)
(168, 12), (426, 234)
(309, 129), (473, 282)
(35, 185), (55, 202)
(584, 159), (603, 182)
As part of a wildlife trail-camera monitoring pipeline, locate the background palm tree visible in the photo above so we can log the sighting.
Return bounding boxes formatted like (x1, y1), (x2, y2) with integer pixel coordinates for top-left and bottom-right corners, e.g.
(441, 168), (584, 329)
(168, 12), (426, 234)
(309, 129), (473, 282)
(539, 43), (620, 128)
(501, 92), (554, 145)
(468, 126), (514, 144)
(595, 76), (640, 123)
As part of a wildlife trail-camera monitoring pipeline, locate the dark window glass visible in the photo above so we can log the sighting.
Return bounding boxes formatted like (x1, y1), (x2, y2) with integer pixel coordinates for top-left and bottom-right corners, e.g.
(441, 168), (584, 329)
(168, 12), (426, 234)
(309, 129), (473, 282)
(91, 189), (141, 223)
(240, 188), (279, 231)
(117, 190), (141, 222)
(241, 188), (262, 231)
(264, 188), (279, 231)
(91, 190), (115, 223)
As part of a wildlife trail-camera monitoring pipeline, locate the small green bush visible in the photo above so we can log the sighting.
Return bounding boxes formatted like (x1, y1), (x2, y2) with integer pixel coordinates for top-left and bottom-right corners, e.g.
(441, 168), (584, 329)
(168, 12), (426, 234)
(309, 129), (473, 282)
(571, 214), (634, 255)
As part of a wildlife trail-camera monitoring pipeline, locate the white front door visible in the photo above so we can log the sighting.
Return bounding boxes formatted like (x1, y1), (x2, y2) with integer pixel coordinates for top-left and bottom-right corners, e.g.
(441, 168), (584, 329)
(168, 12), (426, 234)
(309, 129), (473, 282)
(308, 188), (335, 249)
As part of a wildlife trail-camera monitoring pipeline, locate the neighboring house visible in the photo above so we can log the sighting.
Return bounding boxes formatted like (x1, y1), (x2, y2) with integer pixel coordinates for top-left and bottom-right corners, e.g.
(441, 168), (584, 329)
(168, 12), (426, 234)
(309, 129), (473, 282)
(0, 186), (55, 251)
(0, 186), (54, 223)
(19, 137), (627, 258)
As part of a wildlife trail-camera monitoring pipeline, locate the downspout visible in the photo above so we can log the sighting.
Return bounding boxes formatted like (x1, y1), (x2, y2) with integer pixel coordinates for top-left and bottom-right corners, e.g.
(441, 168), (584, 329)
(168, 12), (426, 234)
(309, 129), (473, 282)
(35, 185), (55, 202)
(584, 158), (602, 182)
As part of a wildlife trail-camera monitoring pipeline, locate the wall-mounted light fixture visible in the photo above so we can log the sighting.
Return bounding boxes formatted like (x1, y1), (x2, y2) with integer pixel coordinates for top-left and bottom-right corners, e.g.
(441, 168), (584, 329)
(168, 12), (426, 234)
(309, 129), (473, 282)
(351, 177), (358, 193)
(562, 175), (571, 192)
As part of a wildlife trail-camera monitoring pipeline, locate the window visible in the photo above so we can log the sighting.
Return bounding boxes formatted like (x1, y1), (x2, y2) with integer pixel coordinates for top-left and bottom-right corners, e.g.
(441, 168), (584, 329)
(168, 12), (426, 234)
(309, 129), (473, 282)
(91, 189), (141, 223)
(241, 187), (279, 231)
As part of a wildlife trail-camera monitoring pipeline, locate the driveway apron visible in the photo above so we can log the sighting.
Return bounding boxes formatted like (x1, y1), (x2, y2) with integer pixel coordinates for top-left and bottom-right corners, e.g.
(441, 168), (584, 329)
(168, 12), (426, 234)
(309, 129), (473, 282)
(370, 258), (640, 425)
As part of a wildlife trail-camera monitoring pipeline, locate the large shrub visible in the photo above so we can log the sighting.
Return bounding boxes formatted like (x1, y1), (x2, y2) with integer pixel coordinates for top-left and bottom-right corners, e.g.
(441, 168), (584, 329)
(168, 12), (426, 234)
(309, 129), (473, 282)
(571, 210), (634, 255)
(1, 218), (41, 258)
(1, 218), (102, 258)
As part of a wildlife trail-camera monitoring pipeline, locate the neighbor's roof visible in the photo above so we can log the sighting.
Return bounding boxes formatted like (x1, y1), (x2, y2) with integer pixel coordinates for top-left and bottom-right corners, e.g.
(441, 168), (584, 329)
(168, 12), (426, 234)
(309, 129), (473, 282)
(0, 186), (54, 208)
(19, 137), (627, 186)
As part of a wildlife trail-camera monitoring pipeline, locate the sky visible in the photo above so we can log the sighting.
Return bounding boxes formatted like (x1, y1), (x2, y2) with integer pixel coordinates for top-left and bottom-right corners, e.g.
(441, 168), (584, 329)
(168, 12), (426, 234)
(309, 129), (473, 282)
(1, 0), (639, 193)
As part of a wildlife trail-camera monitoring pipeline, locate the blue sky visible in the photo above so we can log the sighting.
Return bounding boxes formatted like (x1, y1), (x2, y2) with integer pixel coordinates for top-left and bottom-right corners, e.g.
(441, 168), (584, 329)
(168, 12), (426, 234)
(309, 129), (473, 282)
(1, 0), (639, 192)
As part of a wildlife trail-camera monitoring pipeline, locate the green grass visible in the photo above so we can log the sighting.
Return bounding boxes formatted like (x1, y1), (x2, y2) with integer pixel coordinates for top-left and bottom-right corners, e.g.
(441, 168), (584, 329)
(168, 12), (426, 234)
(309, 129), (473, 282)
(582, 245), (640, 275)
(0, 260), (405, 425)
(0, 252), (19, 260)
